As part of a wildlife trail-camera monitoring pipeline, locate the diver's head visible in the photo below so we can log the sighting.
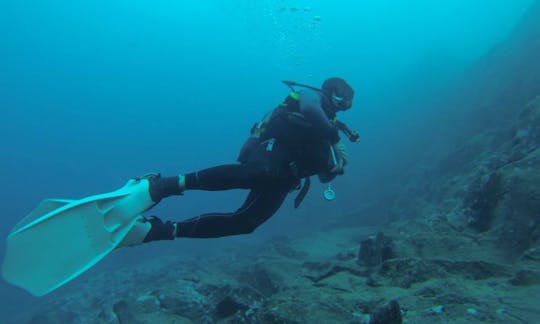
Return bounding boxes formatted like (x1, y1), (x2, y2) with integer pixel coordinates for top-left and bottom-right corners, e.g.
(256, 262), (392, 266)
(321, 77), (354, 113)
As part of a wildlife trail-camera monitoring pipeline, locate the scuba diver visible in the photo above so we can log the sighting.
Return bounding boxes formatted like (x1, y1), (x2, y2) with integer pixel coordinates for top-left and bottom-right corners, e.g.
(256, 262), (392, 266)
(1, 77), (360, 296)
(138, 77), (359, 242)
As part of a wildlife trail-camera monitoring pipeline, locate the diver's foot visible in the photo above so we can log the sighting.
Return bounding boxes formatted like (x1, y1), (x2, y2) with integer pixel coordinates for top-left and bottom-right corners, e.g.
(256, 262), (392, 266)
(142, 173), (184, 203)
(142, 216), (177, 242)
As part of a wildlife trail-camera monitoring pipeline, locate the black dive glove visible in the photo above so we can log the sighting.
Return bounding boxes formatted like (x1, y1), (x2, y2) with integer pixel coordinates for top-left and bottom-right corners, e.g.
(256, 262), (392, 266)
(142, 216), (177, 242)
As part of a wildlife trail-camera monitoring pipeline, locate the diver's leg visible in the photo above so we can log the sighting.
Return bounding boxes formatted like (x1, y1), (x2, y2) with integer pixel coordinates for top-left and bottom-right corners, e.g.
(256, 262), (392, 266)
(176, 184), (290, 238)
(183, 164), (278, 190)
(149, 164), (275, 203)
(123, 164), (290, 245)
(141, 183), (290, 242)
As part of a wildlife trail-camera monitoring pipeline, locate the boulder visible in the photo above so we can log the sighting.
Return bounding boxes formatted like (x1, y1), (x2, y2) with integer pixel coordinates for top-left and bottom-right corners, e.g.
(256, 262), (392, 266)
(369, 300), (403, 324)
(463, 172), (502, 231)
(214, 296), (248, 319)
(358, 233), (394, 267)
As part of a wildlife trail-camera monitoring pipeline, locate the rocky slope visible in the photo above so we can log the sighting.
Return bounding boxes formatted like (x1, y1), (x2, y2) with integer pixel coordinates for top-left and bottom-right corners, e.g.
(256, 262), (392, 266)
(384, 0), (540, 266)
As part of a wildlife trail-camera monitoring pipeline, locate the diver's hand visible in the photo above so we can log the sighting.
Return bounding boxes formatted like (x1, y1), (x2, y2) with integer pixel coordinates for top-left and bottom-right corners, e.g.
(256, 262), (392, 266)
(330, 159), (345, 175)
(348, 131), (360, 143)
(336, 141), (348, 164)
(330, 141), (348, 175)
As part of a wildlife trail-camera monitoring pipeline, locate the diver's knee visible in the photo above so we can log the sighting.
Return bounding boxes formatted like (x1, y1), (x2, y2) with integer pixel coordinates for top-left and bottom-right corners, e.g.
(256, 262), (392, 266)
(237, 223), (258, 235)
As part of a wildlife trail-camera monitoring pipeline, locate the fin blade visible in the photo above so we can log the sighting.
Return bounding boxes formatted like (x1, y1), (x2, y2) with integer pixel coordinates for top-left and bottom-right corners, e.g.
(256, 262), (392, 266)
(1, 178), (154, 296)
(10, 199), (74, 234)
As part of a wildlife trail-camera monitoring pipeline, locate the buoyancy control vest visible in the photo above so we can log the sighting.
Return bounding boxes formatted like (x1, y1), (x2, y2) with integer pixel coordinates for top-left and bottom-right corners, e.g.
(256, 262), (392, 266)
(236, 81), (360, 207)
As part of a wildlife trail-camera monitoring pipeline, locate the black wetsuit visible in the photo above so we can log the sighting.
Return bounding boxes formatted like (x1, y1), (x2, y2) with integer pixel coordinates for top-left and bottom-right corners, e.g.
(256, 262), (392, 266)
(170, 89), (340, 238)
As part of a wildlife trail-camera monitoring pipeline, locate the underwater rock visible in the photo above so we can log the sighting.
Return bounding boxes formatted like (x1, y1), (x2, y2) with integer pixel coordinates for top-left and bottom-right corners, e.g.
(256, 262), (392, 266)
(510, 128), (536, 162)
(112, 300), (142, 324)
(466, 307), (479, 316)
(355, 298), (386, 314)
(200, 284), (266, 322)
(509, 269), (540, 286)
(463, 172), (502, 231)
(416, 285), (479, 304)
(379, 259), (442, 288)
(379, 259), (510, 288)
(97, 309), (119, 324)
(358, 233), (394, 267)
(523, 247), (540, 261)
(158, 291), (207, 320)
(252, 267), (279, 296)
(414, 286), (439, 298)
(26, 314), (57, 324)
(26, 310), (79, 324)
(428, 305), (445, 315)
(336, 248), (357, 261)
(494, 149), (540, 260)
(239, 264), (279, 296)
(434, 293), (479, 305)
(302, 260), (333, 272)
(214, 296), (248, 319)
(366, 274), (384, 287)
(135, 294), (160, 312)
(447, 260), (511, 279)
(368, 300), (403, 324)
(303, 263), (367, 283)
(258, 311), (300, 324)
(271, 240), (309, 259)
(511, 97), (540, 161)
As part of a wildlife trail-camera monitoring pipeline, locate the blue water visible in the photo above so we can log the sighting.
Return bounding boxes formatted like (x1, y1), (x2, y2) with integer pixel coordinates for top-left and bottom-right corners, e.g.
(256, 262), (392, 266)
(0, 0), (534, 319)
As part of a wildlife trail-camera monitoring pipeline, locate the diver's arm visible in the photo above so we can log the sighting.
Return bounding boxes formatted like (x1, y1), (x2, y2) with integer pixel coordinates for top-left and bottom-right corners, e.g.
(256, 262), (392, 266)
(299, 89), (348, 177)
(317, 140), (348, 181)
(298, 89), (340, 143)
(330, 140), (348, 174)
(335, 119), (360, 142)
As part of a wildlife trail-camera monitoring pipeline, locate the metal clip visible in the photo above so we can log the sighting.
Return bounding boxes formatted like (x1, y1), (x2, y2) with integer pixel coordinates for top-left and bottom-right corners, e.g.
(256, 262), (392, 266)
(266, 138), (275, 151)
